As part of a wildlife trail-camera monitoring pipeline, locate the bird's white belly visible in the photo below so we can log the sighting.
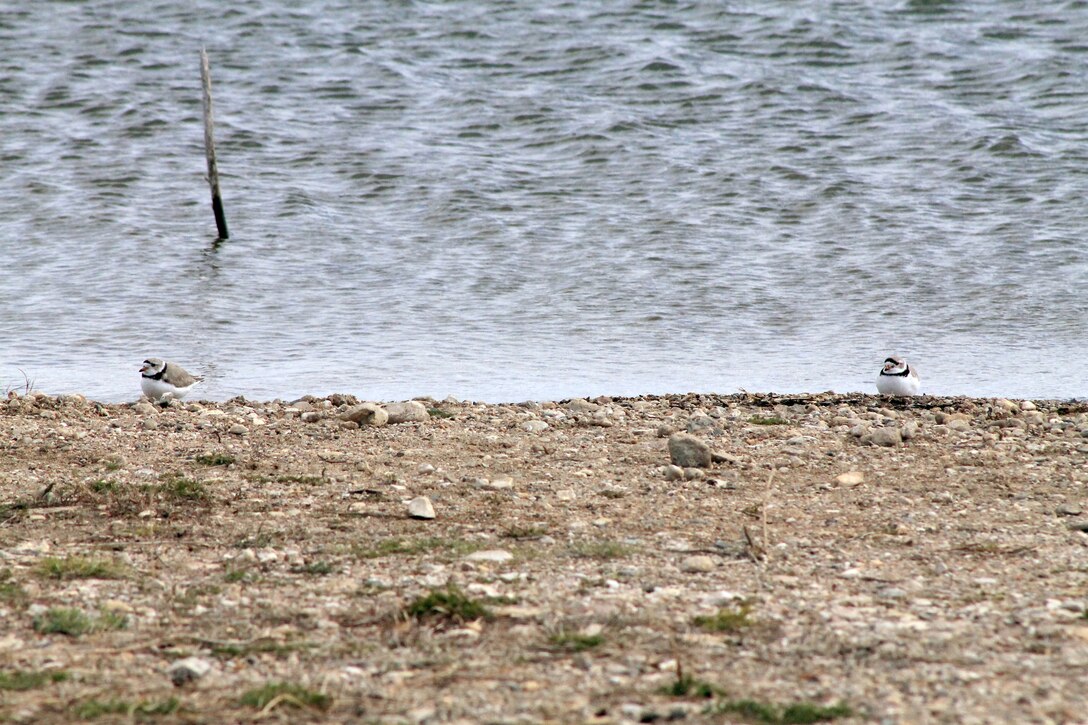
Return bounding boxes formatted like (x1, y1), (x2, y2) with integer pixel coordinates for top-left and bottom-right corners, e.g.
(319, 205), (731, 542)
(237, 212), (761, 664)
(141, 376), (192, 401)
(876, 373), (919, 396)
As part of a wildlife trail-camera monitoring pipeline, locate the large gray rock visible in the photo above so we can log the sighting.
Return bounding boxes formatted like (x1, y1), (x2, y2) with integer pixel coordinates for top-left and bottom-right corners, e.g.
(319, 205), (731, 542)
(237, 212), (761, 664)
(385, 400), (430, 424)
(870, 427), (902, 447)
(408, 496), (435, 519)
(667, 433), (712, 468)
(341, 403), (389, 427)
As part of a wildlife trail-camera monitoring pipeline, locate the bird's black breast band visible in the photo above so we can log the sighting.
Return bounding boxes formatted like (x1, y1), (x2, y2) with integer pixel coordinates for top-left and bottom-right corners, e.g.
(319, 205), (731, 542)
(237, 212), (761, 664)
(145, 363), (167, 381)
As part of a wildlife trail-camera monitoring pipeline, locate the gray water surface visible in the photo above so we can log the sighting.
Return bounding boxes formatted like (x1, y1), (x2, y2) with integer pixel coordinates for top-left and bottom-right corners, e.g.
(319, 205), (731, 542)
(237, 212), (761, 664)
(2, 1), (1086, 402)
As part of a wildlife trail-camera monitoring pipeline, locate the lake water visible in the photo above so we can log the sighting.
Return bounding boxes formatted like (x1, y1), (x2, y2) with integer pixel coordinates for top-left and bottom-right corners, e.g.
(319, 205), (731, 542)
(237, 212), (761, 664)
(2, 1), (1086, 402)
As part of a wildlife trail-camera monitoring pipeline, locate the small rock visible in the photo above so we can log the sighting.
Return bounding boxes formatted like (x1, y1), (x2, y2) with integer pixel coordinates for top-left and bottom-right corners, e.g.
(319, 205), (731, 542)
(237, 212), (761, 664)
(134, 402), (156, 416)
(681, 555), (716, 573)
(656, 423), (678, 438)
(663, 465), (684, 481)
(835, 471), (865, 486)
(341, 403), (388, 427)
(1057, 503), (1084, 516)
(465, 549), (514, 563)
(901, 421), (919, 440)
(870, 427), (902, 447)
(947, 418), (971, 432)
(300, 411), (322, 423)
(256, 548), (279, 564)
(140, 418), (159, 431)
(486, 476), (514, 490)
(687, 414), (716, 432)
(667, 433), (712, 468)
(567, 398), (599, 414)
(849, 424), (870, 438)
(683, 467), (704, 480)
(228, 424), (248, 436)
(522, 420), (549, 433)
(556, 488), (577, 501)
(1020, 400), (1037, 411)
(385, 400), (429, 424)
(408, 496), (435, 519)
(168, 657), (212, 686)
(417, 463), (435, 474)
(711, 451), (739, 464)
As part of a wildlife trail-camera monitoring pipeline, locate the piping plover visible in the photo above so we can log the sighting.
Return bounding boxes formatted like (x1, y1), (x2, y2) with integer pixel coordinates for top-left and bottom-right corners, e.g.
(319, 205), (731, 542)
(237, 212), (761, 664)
(139, 358), (202, 402)
(876, 356), (920, 396)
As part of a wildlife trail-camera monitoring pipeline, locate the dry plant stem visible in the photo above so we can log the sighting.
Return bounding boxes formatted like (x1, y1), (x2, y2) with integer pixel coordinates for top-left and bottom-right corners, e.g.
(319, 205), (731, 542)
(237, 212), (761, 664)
(200, 48), (228, 239)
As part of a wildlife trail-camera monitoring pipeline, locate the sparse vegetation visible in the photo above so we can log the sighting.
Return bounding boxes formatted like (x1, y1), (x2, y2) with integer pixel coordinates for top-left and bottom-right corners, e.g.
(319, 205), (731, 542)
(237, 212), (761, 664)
(90, 479), (117, 494)
(661, 668), (720, 698)
(693, 602), (755, 633)
(427, 407), (455, 419)
(195, 452), (235, 466)
(224, 567), (257, 584)
(73, 697), (179, 719)
(569, 540), (636, 560)
(281, 474), (325, 484)
(502, 525), (549, 540)
(405, 585), (492, 623)
(157, 474), (207, 500)
(547, 629), (604, 652)
(0, 669), (68, 691)
(353, 537), (481, 560)
(299, 560), (334, 576)
(37, 555), (127, 580)
(749, 416), (790, 426)
(240, 682), (331, 712)
(32, 607), (127, 637)
(210, 639), (314, 659)
(0, 568), (26, 604)
(709, 699), (853, 724)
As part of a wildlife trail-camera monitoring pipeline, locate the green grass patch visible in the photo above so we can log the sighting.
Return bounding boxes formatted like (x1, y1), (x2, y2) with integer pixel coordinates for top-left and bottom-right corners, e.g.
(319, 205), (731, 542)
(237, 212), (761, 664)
(502, 525), (549, 540)
(405, 585), (492, 623)
(569, 540), (636, 560)
(0, 568), (26, 604)
(661, 670), (721, 698)
(157, 475), (207, 500)
(240, 682), (331, 712)
(693, 602), (755, 633)
(298, 560), (334, 576)
(709, 700), (853, 724)
(37, 555), (127, 580)
(210, 639), (314, 659)
(73, 697), (179, 720)
(195, 453), (235, 466)
(224, 567), (257, 584)
(103, 459), (123, 472)
(281, 475), (325, 484)
(0, 669), (68, 691)
(90, 479), (117, 494)
(426, 408), (455, 419)
(32, 607), (127, 637)
(749, 416), (790, 426)
(353, 537), (481, 560)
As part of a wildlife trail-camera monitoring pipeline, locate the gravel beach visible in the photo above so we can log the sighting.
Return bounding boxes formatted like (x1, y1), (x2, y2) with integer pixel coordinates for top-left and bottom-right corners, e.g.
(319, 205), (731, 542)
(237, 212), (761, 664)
(1, 391), (1087, 723)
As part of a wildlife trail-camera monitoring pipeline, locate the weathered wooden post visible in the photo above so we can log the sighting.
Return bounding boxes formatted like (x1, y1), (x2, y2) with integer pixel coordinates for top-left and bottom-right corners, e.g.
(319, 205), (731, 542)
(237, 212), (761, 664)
(200, 48), (229, 239)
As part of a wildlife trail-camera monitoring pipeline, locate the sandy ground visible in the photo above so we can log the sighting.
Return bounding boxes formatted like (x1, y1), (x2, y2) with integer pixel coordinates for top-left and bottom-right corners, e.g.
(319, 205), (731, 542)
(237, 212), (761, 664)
(1, 390), (1087, 724)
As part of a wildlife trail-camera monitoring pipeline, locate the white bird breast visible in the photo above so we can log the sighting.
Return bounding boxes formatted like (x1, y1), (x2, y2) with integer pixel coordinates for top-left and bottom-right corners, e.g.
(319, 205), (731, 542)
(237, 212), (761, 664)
(876, 371), (920, 396)
(141, 376), (196, 402)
